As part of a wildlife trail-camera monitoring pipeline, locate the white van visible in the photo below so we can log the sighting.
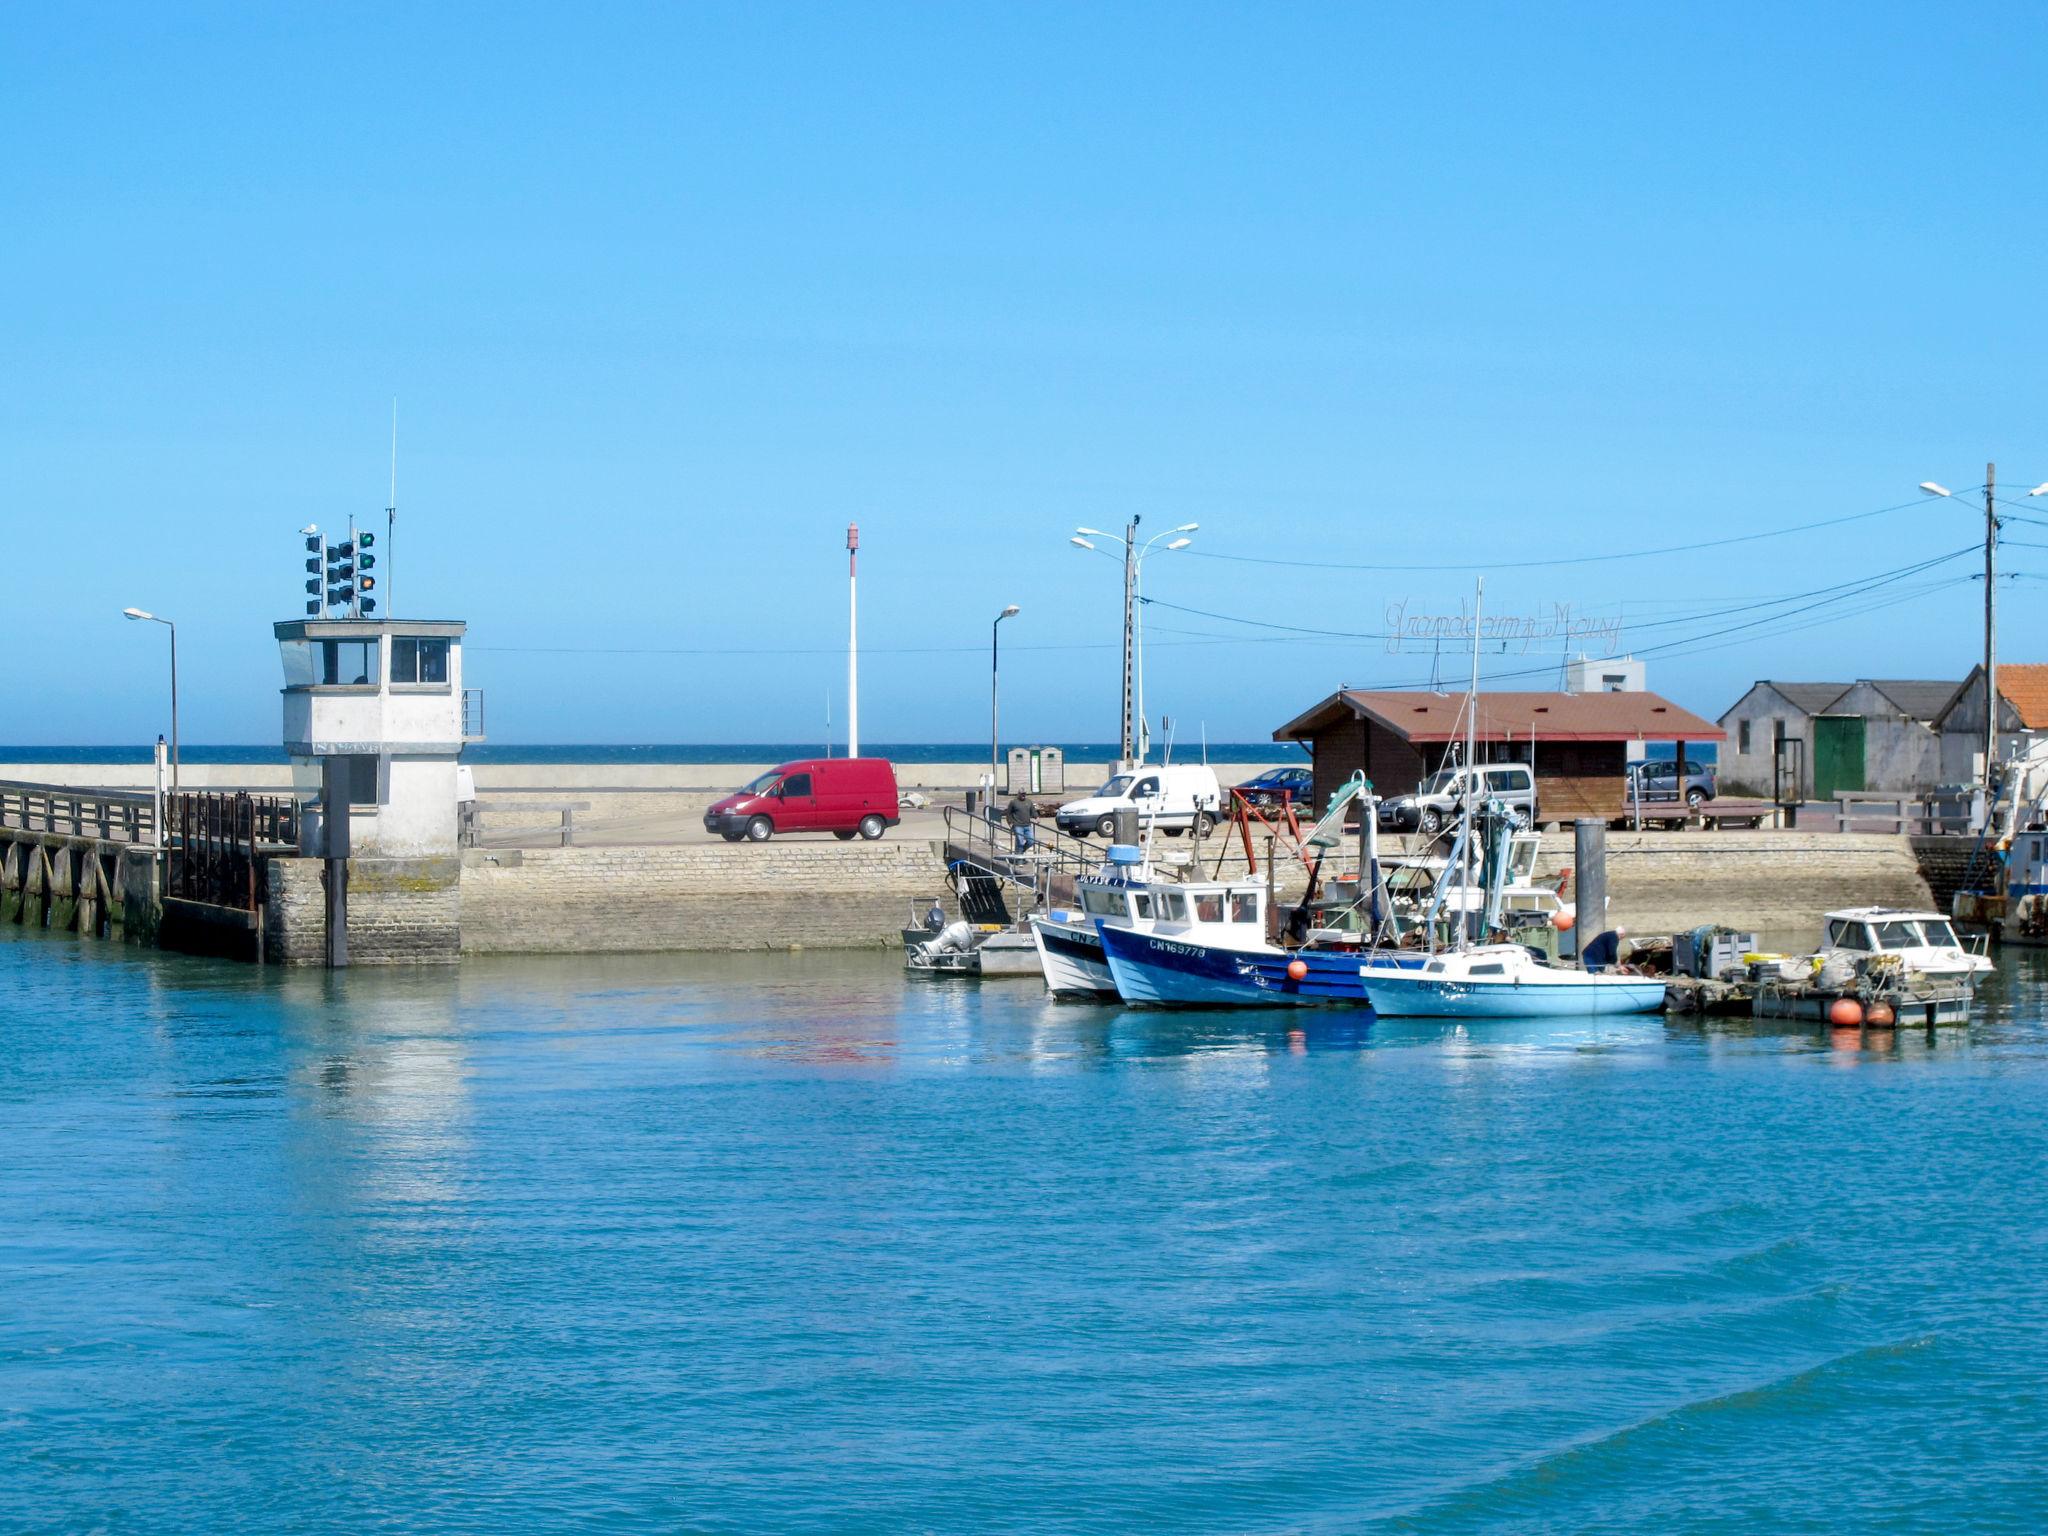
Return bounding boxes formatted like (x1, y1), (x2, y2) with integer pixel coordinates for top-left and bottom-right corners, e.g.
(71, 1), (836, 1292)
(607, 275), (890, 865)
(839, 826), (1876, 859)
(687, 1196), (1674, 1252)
(1057, 765), (1225, 838)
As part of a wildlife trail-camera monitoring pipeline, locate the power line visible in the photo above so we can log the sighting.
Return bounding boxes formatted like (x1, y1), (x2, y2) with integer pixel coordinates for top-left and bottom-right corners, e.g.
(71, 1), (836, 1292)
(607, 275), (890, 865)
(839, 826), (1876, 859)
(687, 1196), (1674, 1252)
(1175, 494), (1948, 573)
(1139, 546), (1977, 644)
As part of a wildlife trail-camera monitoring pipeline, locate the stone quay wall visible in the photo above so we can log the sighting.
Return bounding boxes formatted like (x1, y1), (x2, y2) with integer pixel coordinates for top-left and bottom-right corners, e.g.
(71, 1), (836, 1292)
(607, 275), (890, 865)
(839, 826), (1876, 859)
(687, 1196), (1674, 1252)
(458, 840), (955, 954)
(265, 855), (462, 965)
(1535, 831), (1941, 945)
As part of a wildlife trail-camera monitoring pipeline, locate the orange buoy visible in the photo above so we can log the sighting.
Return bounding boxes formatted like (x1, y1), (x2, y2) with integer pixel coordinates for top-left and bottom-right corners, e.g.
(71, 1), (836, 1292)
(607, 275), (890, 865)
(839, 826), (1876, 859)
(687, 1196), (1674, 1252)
(1865, 1002), (1896, 1026)
(1828, 997), (1864, 1026)
(1552, 910), (1576, 932)
(1287, 959), (1309, 982)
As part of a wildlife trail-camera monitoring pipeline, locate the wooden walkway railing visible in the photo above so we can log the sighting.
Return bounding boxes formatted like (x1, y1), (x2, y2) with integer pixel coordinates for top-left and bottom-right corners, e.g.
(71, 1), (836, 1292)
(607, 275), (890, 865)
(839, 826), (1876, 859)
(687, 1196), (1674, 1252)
(0, 782), (159, 846)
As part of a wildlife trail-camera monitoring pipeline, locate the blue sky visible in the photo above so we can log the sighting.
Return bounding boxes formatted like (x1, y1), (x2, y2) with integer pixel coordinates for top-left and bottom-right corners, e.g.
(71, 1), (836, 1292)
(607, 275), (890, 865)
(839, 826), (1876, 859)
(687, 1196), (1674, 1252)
(6, 2), (2046, 747)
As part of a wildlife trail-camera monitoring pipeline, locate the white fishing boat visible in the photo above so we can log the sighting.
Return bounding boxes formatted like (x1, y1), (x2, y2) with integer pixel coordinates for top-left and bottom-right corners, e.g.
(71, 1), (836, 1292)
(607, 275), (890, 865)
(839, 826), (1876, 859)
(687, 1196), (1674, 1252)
(1815, 907), (1992, 982)
(1028, 907), (1116, 997)
(1349, 578), (1662, 1020)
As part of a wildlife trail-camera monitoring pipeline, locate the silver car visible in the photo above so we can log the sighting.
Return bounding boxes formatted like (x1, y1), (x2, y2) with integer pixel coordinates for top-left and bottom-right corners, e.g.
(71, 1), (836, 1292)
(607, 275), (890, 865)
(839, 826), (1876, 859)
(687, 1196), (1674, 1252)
(1378, 763), (1538, 836)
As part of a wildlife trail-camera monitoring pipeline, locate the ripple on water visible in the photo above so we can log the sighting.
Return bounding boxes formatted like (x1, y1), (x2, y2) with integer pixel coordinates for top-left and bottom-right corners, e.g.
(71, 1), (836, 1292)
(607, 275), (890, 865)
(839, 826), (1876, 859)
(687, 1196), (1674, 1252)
(2, 934), (2048, 1531)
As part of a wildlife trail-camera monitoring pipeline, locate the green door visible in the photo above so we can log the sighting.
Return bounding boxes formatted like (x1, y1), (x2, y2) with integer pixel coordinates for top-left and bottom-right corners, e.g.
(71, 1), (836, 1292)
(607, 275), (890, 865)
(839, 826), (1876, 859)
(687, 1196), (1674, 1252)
(1813, 716), (1865, 800)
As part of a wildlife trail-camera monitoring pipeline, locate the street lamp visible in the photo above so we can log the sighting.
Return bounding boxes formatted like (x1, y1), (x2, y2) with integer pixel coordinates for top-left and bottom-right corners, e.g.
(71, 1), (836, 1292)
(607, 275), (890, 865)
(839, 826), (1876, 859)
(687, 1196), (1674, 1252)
(1919, 469), (2000, 801)
(1069, 519), (1198, 765)
(991, 604), (1021, 792)
(123, 608), (179, 790)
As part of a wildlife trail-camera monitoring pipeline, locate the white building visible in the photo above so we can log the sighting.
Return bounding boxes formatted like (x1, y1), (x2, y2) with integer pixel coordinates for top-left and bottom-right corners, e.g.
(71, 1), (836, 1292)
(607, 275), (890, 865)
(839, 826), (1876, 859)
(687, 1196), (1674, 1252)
(274, 618), (480, 858)
(1564, 654), (1645, 693)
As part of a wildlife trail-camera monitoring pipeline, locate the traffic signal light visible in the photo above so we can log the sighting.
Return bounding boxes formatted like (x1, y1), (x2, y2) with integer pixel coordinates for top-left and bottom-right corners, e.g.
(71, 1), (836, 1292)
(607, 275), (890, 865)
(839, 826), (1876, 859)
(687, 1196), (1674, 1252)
(328, 584), (354, 606)
(304, 534), (320, 554)
(304, 557), (319, 574)
(360, 596), (378, 615)
(360, 575), (377, 594)
(359, 531), (375, 550)
(305, 599), (320, 615)
(305, 578), (319, 595)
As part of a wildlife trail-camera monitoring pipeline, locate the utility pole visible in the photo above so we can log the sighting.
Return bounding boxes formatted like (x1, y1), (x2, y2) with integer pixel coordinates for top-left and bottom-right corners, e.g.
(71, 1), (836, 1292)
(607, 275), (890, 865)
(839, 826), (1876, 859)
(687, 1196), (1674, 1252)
(1984, 462), (1998, 795)
(1121, 514), (1138, 767)
(846, 523), (860, 757)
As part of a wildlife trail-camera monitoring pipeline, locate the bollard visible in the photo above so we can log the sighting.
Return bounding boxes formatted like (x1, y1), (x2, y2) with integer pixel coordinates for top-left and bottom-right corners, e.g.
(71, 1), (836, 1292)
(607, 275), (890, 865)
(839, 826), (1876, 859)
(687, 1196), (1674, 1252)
(1572, 817), (1607, 965)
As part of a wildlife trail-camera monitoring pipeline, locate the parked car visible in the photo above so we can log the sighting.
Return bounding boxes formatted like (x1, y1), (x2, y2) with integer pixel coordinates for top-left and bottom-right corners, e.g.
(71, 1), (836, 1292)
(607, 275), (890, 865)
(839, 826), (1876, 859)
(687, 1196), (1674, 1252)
(1057, 764), (1225, 838)
(1627, 758), (1717, 809)
(1377, 763), (1538, 836)
(1234, 765), (1313, 810)
(703, 758), (901, 842)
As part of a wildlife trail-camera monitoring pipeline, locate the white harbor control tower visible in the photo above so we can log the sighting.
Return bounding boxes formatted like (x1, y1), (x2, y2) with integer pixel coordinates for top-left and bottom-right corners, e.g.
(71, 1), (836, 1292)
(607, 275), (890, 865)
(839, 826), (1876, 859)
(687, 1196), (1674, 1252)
(274, 618), (482, 859)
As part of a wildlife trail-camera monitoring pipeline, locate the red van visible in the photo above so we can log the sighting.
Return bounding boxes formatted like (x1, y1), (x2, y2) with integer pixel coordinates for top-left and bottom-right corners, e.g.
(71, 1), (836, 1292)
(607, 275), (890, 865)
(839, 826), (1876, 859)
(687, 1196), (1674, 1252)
(703, 758), (902, 842)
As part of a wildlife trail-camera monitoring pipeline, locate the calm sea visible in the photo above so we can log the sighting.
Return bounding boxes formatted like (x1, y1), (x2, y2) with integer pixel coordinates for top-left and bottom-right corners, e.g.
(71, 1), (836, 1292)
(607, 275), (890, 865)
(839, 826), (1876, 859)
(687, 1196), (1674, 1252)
(1, 931), (2032, 1532)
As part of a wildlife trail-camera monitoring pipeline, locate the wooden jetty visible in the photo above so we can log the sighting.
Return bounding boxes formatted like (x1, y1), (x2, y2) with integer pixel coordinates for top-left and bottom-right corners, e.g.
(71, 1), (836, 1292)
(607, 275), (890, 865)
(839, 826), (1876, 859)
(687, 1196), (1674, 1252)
(0, 780), (298, 958)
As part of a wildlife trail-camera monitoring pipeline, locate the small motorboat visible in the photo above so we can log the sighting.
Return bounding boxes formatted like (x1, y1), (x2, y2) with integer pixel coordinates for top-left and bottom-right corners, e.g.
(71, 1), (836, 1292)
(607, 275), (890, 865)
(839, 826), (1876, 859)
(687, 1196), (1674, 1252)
(1354, 942), (1666, 1018)
(1815, 907), (1992, 982)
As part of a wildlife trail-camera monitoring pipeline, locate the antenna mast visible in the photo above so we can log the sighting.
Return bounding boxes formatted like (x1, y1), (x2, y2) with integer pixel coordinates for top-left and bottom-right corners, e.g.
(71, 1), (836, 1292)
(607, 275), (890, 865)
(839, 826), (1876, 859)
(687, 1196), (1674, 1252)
(386, 399), (398, 618)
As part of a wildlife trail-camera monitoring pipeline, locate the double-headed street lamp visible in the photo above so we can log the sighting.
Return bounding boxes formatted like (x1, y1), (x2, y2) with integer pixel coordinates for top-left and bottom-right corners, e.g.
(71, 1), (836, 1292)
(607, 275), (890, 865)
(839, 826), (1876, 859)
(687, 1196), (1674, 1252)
(991, 604), (1021, 790)
(1918, 471), (2048, 798)
(122, 607), (179, 791)
(1070, 519), (1196, 766)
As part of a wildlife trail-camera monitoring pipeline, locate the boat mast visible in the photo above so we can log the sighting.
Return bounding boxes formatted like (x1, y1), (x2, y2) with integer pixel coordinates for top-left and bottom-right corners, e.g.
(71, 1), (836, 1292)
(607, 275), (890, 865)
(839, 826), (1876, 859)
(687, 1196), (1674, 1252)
(1461, 577), (1483, 950)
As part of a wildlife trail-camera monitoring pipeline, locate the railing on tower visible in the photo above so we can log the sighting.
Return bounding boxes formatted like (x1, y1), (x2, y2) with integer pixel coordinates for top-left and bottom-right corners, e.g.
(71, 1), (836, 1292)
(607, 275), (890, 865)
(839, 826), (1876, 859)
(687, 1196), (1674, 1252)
(462, 688), (487, 742)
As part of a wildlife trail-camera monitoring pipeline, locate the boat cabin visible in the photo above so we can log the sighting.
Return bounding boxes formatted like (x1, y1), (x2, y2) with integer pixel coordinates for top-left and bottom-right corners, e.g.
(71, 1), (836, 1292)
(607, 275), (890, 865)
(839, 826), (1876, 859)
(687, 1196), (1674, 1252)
(1077, 878), (1268, 937)
(1819, 907), (1988, 977)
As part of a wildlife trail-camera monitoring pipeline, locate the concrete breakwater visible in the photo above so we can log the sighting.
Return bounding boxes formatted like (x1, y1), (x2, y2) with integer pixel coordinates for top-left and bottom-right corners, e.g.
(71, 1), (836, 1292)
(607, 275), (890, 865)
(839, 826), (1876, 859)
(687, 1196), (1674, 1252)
(251, 831), (1949, 960)
(0, 763), (1971, 962)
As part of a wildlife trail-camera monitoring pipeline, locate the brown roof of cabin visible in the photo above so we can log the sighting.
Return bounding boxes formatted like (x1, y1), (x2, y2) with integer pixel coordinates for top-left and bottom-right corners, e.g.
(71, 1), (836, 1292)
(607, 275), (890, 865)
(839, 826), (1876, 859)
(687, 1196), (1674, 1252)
(1275, 689), (1725, 745)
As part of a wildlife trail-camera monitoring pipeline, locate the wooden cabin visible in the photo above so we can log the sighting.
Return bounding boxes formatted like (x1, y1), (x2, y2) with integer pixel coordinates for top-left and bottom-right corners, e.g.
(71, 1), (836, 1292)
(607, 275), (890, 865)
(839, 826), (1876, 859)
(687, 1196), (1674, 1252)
(1273, 689), (1724, 824)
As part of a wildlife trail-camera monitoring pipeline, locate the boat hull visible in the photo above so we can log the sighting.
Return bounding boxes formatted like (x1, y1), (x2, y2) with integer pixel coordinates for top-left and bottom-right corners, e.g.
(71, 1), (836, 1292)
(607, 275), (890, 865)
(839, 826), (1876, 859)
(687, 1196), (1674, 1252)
(1098, 926), (1418, 1008)
(1356, 966), (1667, 1018)
(1028, 915), (1117, 998)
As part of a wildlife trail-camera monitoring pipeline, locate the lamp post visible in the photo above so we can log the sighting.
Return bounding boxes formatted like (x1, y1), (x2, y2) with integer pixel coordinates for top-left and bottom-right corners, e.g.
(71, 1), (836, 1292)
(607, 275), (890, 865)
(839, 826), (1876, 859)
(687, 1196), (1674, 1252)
(122, 608), (179, 791)
(991, 604), (1020, 792)
(1070, 521), (1196, 767)
(1919, 469), (2037, 803)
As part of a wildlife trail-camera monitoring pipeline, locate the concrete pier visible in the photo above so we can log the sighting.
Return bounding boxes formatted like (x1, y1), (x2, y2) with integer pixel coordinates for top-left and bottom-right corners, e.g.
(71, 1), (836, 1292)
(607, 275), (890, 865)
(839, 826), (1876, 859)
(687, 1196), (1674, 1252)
(0, 762), (1977, 960)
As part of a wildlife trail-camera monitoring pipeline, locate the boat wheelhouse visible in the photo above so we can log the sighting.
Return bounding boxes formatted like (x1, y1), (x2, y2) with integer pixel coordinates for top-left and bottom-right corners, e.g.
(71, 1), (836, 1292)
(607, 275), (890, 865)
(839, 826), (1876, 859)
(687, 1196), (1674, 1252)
(1818, 907), (1991, 981)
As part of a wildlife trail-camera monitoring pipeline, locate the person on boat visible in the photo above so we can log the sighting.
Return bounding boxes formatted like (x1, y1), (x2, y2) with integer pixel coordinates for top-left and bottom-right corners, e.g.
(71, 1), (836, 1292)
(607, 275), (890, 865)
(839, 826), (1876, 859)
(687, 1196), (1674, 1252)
(1007, 790), (1037, 853)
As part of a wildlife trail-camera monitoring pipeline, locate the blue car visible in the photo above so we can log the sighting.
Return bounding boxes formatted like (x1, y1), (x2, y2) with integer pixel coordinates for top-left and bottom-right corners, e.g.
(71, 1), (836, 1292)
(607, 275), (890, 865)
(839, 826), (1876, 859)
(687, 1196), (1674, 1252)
(1235, 766), (1312, 810)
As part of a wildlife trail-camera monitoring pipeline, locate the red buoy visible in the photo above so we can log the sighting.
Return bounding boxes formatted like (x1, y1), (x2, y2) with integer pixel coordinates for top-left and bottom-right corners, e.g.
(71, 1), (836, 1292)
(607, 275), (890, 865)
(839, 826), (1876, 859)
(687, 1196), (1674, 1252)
(1287, 959), (1309, 982)
(1552, 910), (1576, 932)
(1828, 997), (1864, 1026)
(1865, 1002), (1896, 1026)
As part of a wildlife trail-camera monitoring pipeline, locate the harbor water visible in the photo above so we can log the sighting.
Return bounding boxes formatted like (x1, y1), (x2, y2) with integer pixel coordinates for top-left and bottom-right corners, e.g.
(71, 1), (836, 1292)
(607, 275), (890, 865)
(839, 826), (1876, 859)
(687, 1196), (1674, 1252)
(4, 931), (2046, 1532)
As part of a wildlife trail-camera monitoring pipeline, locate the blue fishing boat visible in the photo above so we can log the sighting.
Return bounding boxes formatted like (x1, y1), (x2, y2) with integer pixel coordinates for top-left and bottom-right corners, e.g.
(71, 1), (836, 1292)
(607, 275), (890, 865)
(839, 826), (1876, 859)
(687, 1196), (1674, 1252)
(1097, 922), (1422, 1007)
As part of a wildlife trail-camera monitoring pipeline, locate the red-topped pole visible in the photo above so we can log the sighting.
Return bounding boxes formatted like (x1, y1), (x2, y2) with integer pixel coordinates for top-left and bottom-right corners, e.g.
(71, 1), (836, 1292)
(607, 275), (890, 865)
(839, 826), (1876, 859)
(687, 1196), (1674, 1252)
(846, 523), (860, 757)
